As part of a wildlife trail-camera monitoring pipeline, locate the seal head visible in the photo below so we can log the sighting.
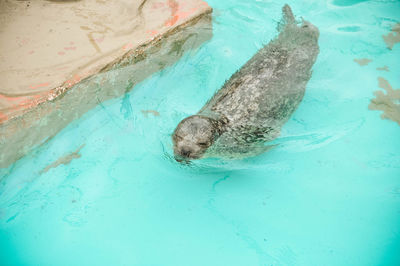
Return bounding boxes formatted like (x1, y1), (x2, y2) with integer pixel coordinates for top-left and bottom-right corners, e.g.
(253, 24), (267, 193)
(172, 115), (220, 160)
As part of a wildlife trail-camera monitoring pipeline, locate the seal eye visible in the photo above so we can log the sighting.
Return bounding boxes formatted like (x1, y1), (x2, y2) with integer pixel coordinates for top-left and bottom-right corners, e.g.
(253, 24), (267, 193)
(198, 142), (208, 148)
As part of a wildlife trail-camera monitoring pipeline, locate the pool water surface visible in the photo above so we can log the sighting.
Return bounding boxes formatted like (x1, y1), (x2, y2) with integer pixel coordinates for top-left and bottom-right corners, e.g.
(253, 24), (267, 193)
(1, 0), (400, 265)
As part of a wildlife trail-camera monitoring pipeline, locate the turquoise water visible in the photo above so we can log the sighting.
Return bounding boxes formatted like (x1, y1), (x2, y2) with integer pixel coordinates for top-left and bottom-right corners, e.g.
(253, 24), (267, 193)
(1, 0), (400, 265)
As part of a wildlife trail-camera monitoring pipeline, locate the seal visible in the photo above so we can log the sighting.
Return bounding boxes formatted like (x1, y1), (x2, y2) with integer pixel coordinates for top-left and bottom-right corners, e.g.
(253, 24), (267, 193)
(172, 4), (320, 161)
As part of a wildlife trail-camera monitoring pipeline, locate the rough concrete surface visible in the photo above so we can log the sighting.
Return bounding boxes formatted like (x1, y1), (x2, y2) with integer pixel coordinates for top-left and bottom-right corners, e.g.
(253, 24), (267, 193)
(353, 58), (371, 66)
(0, 0), (212, 167)
(382, 23), (400, 50)
(369, 77), (400, 126)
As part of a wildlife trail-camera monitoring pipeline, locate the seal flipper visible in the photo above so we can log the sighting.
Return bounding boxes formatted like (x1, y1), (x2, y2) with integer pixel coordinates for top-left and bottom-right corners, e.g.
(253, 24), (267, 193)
(277, 4), (296, 32)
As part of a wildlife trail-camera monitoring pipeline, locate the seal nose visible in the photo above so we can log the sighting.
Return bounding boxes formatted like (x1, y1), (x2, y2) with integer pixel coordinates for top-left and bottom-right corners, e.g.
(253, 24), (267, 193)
(181, 147), (192, 158)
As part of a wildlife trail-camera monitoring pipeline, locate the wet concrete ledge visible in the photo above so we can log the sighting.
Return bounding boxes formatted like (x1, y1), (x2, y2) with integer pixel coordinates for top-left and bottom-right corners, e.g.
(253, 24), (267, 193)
(0, 0), (212, 168)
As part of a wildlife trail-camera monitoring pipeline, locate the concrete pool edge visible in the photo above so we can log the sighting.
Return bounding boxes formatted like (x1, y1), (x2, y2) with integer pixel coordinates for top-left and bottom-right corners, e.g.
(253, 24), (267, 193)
(0, 2), (213, 169)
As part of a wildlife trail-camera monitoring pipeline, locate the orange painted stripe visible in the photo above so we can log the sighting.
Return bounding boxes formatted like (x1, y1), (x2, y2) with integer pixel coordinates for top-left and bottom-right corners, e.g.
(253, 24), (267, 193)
(29, 82), (50, 90)
(0, 112), (8, 123)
